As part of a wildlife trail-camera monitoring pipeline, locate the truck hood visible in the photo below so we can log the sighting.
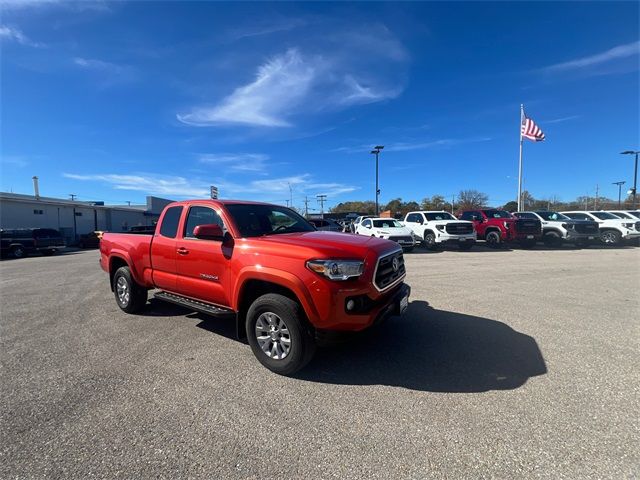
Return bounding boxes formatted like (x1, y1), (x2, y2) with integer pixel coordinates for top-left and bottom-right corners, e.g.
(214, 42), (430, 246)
(251, 231), (398, 258)
(372, 226), (413, 235)
(429, 220), (473, 226)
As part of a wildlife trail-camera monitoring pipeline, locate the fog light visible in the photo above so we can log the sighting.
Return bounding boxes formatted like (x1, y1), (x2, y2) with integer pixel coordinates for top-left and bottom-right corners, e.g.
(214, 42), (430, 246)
(346, 299), (356, 311)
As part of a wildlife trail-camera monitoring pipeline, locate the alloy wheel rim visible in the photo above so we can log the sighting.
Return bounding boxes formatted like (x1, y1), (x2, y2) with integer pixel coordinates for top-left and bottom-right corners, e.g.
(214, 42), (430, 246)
(255, 312), (291, 360)
(602, 232), (616, 243)
(116, 276), (130, 305)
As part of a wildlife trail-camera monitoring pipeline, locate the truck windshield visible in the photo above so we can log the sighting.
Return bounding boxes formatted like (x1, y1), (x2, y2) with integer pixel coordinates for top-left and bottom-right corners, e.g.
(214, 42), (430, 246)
(372, 220), (403, 228)
(226, 204), (316, 237)
(424, 212), (456, 221)
(484, 210), (512, 219)
(535, 211), (570, 221)
(590, 212), (619, 220)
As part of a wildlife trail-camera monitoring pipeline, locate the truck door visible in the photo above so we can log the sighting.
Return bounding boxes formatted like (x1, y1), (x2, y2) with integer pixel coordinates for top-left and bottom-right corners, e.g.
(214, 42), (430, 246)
(150, 205), (183, 292)
(175, 205), (229, 307)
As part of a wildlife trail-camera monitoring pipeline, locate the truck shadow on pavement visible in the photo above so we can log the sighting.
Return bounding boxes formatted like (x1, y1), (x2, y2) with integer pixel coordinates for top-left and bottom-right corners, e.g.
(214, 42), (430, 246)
(296, 300), (547, 393)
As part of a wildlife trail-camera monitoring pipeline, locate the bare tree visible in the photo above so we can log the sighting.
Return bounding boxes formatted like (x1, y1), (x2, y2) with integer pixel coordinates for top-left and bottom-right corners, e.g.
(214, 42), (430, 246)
(457, 190), (489, 210)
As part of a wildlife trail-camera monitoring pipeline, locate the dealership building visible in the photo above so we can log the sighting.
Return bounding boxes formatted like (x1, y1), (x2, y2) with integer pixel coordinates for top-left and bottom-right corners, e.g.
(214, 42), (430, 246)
(0, 191), (174, 244)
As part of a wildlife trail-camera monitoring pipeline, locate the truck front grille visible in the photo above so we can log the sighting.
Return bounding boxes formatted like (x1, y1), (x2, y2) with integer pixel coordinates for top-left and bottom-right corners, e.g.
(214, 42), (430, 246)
(374, 250), (406, 291)
(515, 219), (541, 234)
(574, 222), (599, 234)
(388, 236), (413, 244)
(445, 222), (474, 235)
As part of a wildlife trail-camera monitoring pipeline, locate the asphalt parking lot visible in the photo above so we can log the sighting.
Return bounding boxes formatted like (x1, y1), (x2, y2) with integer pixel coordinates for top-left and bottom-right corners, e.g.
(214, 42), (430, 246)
(1, 246), (638, 479)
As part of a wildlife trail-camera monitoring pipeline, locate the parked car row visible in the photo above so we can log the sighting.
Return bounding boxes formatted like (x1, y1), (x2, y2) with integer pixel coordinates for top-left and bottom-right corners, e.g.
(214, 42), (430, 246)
(347, 209), (640, 251)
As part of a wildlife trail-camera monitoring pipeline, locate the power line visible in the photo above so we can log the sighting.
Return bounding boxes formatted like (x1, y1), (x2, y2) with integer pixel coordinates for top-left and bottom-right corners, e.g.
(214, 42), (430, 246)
(317, 194), (327, 218)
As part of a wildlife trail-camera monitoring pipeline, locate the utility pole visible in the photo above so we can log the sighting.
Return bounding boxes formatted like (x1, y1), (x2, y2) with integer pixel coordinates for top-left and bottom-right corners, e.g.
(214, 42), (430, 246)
(613, 181), (626, 208)
(317, 194), (327, 219)
(69, 194), (77, 201)
(594, 184), (599, 210)
(288, 182), (293, 210)
(285, 199), (290, 208)
(451, 194), (455, 214)
(370, 146), (384, 215)
(303, 196), (309, 218)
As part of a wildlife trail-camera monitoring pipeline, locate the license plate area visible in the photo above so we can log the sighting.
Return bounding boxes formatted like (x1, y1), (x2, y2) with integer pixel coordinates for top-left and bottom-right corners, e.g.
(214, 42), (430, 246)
(526, 235), (534, 239)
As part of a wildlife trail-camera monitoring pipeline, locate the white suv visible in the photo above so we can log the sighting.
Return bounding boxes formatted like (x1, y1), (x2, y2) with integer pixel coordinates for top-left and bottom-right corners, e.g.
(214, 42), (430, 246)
(513, 211), (600, 246)
(403, 211), (476, 250)
(561, 211), (640, 245)
(354, 217), (416, 251)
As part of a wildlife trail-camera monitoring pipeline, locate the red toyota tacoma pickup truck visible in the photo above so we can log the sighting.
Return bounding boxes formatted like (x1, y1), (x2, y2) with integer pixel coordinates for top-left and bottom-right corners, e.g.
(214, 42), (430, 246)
(100, 200), (410, 375)
(458, 209), (542, 248)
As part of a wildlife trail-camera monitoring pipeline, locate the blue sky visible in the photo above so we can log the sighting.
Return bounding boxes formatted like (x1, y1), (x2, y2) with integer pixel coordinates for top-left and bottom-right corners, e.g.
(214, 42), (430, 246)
(1, 1), (638, 211)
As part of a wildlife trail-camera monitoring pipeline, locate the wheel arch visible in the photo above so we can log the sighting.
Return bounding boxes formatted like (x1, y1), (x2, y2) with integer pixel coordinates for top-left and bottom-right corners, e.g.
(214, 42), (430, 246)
(108, 255), (130, 291)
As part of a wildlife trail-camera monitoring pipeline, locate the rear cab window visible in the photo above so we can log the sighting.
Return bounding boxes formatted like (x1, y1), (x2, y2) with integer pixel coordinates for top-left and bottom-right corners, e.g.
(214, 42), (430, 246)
(159, 206), (183, 238)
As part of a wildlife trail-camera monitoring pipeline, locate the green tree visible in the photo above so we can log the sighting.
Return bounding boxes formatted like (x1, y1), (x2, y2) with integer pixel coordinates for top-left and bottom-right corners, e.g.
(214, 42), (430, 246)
(420, 195), (447, 211)
(330, 201), (376, 215)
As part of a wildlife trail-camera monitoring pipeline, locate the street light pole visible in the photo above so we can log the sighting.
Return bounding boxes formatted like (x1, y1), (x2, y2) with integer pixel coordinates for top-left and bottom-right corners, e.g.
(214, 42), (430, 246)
(621, 150), (639, 209)
(370, 146), (384, 215)
(613, 181), (625, 208)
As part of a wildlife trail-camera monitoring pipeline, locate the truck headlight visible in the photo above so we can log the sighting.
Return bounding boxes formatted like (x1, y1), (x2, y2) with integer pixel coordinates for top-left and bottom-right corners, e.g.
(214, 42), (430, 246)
(623, 223), (634, 228)
(435, 225), (445, 231)
(306, 260), (364, 280)
(504, 222), (511, 229)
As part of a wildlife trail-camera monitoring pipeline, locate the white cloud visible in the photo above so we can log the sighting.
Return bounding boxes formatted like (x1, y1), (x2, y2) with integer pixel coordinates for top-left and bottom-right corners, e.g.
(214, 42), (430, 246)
(0, 0), (109, 11)
(198, 153), (270, 172)
(178, 22), (409, 128)
(73, 57), (122, 72)
(64, 171), (357, 200)
(1, 155), (29, 167)
(0, 25), (44, 47)
(72, 57), (136, 85)
(544, 115), (580, 124)
(540, 41), (640, 74)
(178, 49), (315, 127)
(63, 173), (209, 198)
(333, 137), (492, 154)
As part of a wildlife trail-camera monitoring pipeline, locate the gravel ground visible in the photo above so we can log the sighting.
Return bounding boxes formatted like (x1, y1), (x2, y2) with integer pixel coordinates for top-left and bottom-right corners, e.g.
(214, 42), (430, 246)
(1, 245), (638, 479)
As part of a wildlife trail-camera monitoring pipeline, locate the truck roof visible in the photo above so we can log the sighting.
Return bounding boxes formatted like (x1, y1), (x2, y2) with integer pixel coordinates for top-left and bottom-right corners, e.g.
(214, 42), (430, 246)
(167, 199), (281, 207)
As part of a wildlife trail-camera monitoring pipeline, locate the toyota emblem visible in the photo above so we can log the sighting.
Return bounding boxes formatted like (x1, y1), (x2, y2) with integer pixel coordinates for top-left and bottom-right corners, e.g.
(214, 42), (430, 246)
(392, 257), (399, 272)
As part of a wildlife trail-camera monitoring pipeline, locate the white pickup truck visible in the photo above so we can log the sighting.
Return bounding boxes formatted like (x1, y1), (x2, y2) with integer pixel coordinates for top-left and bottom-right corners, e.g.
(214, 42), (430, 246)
(403, 211), (476, 250)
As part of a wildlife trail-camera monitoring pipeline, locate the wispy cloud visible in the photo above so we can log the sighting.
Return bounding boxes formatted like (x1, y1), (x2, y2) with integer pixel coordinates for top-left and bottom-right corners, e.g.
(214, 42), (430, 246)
(73, 57), (136, 85)
(539, 41), (639, 75)
(333, 137), (492, 154)
(1, 155), (29, 168)
(544, 115), (580, 125)
(0, 25), (44, 47)
(225, 17), (307, 42)
(63, 173), (209, 198)
(198, 153), (270, 172)
(0, 0), (109, 12)
(178, 49), (315, 127)
(64, 171), (357, 200)
(178, 21), (409, 128)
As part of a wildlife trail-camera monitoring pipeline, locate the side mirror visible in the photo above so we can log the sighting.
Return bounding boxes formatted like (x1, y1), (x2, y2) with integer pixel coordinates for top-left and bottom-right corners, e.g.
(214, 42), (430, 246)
(193, 223), (224, 240)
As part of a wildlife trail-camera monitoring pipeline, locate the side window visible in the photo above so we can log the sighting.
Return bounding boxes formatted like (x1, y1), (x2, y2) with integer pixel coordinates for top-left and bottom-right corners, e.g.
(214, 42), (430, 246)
(518, 212), (535, 219)
(184, 206), (224, 238)
(362, 219), (372, 228)
(159, 206), (183, 238)
(460, 211), (473, 221)
(406, 213), (417, 223)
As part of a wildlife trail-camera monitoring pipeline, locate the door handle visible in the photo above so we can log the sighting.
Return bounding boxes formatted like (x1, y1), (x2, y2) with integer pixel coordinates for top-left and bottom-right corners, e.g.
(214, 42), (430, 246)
(177, 247), (189, 255)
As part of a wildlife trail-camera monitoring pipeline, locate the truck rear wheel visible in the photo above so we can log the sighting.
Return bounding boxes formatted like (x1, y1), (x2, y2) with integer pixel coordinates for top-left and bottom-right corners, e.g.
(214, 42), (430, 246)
(113, 266), (147, 313)
(246, 293), (316, 375)
(10, 245), (25, 258)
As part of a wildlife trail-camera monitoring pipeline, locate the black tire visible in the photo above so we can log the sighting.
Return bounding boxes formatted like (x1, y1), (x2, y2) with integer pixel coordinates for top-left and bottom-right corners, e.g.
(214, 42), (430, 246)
(458, 242), (474, 251)
(10, 245), (26, 259)
(600, 229), (621, 246)
(423, 232), (437, 250)
(246, 293), (316, 376)
(403, 247), (414, 253)
(113, 266), (147, 313)
(543, 231), (562, 247)
(485, 230), (502, 248)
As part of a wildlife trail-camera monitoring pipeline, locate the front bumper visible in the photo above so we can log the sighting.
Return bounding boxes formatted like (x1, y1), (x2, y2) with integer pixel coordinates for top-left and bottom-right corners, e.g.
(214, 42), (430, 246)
(621, 230), (640, 240)
(434, 233), (477, 245)
(565, 231), (599, 243)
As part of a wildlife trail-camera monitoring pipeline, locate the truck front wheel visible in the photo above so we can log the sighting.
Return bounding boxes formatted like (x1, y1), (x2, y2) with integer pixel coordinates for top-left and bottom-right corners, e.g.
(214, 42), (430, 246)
(485, 230), (502, 248)
(113, 266), (148, 313)
(423, 232), (437, 250)
(600, 229), (621, 246)
(246, 293), (316, 375)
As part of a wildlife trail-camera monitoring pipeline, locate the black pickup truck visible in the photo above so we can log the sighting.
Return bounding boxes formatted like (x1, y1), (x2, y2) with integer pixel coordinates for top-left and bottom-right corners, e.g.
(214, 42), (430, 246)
(0, 228), (66, 258)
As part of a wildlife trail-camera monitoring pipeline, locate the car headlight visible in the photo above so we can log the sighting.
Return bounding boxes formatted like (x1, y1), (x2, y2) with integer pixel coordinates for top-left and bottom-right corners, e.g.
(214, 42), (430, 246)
(306, 260), (364, 280)
(435, 225), (445, 231)
(623, 223), (634, 228)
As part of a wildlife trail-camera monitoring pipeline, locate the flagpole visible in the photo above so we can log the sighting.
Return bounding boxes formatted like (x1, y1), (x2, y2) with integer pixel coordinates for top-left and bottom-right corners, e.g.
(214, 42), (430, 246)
(517, 104), (524, 212)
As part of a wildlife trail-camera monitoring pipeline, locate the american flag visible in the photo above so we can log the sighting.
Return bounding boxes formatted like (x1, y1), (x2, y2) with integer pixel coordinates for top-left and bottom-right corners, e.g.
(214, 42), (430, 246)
(521, 115), (545, 142)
